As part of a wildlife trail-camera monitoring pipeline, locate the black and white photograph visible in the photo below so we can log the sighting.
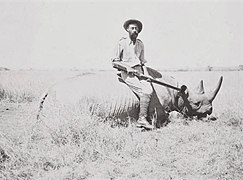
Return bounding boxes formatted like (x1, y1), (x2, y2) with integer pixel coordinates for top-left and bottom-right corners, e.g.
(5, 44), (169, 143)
(0, 0), (242, 179)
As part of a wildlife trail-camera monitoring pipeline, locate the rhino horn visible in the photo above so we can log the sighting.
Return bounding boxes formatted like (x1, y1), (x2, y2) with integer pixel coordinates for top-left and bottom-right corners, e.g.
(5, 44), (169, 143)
(196, 80), (205, 94)
(208, 76), (223, 102)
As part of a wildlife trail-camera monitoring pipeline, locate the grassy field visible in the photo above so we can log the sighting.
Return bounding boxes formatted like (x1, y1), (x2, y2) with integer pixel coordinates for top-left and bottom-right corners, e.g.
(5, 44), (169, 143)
(0, 70), (242, 180)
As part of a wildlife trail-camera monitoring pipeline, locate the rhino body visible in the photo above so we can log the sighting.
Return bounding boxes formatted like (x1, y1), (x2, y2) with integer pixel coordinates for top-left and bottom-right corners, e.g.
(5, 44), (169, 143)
(37, 71), (223, 128)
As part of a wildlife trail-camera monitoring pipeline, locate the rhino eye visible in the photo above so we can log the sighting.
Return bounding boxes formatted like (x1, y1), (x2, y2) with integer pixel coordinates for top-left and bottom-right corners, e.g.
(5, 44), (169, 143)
(195, 102), (201, 107)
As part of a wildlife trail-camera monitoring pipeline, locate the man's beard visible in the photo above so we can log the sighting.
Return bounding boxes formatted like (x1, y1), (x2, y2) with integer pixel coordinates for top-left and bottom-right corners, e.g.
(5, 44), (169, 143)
(130, 32), (138, 40)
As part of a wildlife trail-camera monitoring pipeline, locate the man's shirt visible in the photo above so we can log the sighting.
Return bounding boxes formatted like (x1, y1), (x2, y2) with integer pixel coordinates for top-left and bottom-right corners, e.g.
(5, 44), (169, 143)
(112, 37), (147, 67)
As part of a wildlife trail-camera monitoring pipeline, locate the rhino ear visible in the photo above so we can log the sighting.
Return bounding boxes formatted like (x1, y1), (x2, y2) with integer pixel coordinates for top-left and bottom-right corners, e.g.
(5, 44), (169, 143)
(196, 80), (205, 94)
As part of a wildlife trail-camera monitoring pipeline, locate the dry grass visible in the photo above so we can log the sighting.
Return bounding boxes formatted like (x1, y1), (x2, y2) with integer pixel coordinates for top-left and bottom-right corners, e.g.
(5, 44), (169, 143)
(0, 70), (242, 179)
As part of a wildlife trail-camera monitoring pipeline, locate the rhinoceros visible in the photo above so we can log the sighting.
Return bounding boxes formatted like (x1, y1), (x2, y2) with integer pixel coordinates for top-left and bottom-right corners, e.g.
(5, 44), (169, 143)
(37, 71), (223, 128)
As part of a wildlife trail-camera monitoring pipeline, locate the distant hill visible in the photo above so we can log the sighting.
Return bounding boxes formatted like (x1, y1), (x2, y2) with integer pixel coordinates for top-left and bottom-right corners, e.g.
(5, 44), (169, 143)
(0, 67), (10, 71)
(159, 65), (243, 72)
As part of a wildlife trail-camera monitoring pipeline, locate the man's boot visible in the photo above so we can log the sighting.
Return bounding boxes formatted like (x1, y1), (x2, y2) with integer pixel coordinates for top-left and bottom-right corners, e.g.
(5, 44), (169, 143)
(136, 94), (154, 129)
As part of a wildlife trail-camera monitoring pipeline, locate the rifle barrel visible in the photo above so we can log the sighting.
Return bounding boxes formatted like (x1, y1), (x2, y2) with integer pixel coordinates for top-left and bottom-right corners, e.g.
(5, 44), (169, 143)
(112, 62), (181, 91)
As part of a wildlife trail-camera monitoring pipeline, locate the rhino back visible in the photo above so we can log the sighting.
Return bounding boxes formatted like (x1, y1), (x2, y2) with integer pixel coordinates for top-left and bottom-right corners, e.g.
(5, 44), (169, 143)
(41, 72), (178, 124)
(45, 72), (139, 118)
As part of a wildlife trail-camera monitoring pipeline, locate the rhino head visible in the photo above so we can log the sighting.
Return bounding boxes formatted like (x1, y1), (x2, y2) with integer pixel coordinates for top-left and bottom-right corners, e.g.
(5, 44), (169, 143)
(176, 76), (223, 119)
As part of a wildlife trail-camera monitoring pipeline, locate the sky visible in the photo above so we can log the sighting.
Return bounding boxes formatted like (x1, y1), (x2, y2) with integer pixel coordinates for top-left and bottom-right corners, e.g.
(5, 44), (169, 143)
(0, 0), (242, 70)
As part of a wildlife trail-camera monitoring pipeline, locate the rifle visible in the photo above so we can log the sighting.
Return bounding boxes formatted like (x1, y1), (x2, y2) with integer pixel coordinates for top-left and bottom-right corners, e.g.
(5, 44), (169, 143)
(112, 62), (186, 92)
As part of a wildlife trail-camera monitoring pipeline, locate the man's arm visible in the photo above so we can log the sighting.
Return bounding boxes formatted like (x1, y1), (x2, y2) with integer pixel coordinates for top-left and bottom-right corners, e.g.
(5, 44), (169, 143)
(112, 61), (137, 73)
(139, 41), (147, 65)
(139, 41), (150, 76)
(111, 40), (122, 62)
(142, 65), (150, 76)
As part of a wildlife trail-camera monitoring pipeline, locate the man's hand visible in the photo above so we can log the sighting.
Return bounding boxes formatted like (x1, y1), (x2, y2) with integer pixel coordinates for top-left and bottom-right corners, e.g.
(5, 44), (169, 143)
(126, 67), (139, 76)
(146, 78), (152, 82)
(139, 74), (153, 82)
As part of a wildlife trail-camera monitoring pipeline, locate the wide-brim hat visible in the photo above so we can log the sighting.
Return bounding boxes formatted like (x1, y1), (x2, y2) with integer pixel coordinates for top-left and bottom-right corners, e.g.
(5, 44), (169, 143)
(123, 19), (143, 33)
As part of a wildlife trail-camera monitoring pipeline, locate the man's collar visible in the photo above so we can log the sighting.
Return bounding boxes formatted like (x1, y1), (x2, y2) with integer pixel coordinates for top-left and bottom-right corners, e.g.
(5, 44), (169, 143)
(127, 37), (137, 45)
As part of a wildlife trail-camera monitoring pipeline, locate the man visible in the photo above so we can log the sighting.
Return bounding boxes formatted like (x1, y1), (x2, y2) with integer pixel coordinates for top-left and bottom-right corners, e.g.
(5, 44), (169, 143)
(111, 19), (154, 129)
